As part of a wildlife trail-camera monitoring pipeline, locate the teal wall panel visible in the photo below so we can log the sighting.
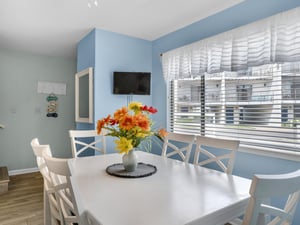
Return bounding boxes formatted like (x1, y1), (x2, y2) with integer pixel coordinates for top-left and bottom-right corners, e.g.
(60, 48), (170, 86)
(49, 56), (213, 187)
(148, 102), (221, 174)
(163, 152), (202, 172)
(0, 49), (76, 171)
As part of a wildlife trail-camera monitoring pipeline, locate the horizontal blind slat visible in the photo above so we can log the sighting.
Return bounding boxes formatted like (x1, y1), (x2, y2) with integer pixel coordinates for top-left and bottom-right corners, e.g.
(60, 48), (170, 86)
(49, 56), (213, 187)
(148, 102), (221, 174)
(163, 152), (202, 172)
(170, 62), (300, 152)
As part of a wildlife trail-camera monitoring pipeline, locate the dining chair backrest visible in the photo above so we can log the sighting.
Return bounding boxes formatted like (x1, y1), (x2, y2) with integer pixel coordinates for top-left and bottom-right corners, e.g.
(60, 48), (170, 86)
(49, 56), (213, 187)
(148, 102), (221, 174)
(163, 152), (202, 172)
(30, 138), (64, 225)
(161, 132), (195, 163)
(69, 129), (106, 158)
(193, 136), (239, 174)
(43, 151), (81, 225)
(31, 138), (52, 176)
(241, 169), (300, 225)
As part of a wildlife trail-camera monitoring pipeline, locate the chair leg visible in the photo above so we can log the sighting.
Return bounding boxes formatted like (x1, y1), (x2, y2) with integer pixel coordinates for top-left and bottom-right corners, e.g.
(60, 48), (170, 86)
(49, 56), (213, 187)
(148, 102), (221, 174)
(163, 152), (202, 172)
(44, 186), (52, 225)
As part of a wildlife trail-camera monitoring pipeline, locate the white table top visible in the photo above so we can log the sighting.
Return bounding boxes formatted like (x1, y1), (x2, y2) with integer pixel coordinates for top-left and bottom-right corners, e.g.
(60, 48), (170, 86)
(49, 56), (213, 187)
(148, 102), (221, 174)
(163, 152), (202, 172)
(68, 151), (251, 225)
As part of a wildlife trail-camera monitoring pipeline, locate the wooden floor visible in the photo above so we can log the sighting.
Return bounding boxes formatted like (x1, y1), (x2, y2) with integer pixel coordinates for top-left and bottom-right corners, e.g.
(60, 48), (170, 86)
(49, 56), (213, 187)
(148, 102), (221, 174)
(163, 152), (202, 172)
(0, 172), (44, 225)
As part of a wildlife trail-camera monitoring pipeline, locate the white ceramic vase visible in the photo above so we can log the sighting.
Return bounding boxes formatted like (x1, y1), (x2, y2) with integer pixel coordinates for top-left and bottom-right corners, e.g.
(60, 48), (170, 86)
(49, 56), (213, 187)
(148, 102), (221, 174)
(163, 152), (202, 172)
(122, 149), (138, 172)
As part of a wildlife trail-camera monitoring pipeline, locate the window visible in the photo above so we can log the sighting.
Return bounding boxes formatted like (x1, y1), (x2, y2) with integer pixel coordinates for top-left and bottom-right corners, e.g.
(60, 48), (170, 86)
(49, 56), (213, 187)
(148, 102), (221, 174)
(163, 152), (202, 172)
(170, 63), (300, 152)
(162, 7), (300, 154)
(236, 85), (252, 101)
(225, 107), (234, 124)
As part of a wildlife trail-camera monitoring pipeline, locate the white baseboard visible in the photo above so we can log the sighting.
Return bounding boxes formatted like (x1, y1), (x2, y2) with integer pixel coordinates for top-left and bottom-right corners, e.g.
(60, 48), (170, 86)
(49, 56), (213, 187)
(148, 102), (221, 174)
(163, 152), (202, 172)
(8, 167), (39, 176)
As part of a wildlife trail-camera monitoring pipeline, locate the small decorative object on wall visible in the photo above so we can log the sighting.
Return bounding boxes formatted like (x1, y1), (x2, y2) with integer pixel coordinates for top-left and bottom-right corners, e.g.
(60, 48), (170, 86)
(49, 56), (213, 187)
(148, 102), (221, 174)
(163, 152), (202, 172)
(46, 94), (58, 118)
(37, 80), (66, 118)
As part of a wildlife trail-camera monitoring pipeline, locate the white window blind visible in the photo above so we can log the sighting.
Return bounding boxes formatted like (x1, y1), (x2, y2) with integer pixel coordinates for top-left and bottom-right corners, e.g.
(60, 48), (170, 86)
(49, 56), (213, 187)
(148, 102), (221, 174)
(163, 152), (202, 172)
(163, 7), (300, 153)
(171, 63), (300, 152)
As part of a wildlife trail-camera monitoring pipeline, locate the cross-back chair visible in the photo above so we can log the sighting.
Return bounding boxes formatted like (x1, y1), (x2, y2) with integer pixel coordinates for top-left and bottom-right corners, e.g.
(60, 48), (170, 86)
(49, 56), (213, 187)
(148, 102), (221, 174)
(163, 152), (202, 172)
(193, 136), (239, 174)
(69, 129), (106, 158)
(43, 150), (82, 225)
(161, 132), (195, 163)
(30, 138), (64, 225)
(231, 169), (300, 225)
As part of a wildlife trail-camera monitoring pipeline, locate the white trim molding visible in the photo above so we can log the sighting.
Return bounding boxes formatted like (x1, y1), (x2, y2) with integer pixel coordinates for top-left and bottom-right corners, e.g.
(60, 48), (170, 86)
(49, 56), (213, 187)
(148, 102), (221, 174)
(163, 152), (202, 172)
(239, 145), (300, 162)
(8, 167), (39, 176)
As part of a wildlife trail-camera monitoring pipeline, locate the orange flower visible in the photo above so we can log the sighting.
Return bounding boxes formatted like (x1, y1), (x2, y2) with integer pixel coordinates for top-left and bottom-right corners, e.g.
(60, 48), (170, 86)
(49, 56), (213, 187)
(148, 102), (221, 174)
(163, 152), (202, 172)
(119, 114), (135, 130)
(97, 115), (111, 134)
(97, 119), (105, 134)
(134, 113), (150, 131)
(158, 128), (168, 138)
(114, 107), (128, 122)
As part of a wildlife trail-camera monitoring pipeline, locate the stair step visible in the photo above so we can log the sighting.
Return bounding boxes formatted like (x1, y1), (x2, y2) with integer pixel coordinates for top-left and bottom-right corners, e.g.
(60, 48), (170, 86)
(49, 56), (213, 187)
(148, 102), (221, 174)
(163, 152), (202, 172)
(0, 166), (10, 194)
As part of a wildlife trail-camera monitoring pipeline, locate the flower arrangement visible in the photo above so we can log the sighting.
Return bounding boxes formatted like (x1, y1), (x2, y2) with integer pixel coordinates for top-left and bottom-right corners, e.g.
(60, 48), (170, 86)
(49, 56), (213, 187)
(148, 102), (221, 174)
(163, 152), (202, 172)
(97, 102), (167, 154)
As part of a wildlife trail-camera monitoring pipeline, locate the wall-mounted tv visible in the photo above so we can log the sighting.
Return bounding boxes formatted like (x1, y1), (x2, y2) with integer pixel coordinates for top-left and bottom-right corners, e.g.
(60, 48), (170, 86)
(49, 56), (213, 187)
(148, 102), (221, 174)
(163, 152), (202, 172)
(113, 71), (151, 95)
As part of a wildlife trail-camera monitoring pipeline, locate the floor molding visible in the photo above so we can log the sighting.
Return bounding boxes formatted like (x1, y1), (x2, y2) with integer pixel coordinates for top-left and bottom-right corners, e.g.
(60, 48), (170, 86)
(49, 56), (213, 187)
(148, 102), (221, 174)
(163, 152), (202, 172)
(8, 167), (39, 176)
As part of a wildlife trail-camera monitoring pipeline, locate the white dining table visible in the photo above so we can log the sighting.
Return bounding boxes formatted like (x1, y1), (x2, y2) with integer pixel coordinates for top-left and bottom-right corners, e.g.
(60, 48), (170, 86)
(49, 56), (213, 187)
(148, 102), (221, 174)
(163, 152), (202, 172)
(68, 151), (251, 225)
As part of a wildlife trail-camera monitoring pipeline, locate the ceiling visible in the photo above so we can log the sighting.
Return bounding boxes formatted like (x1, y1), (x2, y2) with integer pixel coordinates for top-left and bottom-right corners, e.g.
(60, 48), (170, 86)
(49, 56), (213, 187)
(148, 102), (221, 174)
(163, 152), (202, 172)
(0, 0), (243, 58)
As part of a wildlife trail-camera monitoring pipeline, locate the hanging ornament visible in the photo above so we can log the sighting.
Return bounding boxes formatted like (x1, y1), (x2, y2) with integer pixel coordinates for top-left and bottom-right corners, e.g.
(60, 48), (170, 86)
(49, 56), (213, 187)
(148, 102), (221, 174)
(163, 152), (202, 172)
(46, 94), (58, 118)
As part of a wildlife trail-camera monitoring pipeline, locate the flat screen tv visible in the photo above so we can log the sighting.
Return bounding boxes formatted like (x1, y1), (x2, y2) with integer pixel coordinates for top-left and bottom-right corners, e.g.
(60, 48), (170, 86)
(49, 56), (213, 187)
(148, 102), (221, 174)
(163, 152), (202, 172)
(113, 72), (151, 95)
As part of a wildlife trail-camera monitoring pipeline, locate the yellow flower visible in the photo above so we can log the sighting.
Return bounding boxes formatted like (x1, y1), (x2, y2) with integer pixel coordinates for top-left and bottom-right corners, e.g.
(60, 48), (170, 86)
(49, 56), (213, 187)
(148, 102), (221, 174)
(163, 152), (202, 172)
(128, 102), (142, 114)
(114, 137), (133, 154)
(135, 128), (149, 138)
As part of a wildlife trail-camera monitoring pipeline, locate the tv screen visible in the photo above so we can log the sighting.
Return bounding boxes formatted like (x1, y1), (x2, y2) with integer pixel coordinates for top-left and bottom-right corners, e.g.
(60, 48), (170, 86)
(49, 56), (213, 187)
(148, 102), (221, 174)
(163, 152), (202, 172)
(113, 72), (151, 95)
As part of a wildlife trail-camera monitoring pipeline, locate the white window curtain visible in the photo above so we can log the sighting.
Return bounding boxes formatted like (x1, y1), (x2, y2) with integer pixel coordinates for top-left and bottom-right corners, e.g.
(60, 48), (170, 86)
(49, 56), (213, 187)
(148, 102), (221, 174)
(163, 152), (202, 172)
(162, 7), (300, 153)
(162, 6), (300, 81)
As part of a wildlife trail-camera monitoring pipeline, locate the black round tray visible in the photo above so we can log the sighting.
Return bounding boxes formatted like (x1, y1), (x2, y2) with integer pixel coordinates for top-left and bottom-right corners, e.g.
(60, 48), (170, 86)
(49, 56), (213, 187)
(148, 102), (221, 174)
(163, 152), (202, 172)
(106, 162), (157, 178)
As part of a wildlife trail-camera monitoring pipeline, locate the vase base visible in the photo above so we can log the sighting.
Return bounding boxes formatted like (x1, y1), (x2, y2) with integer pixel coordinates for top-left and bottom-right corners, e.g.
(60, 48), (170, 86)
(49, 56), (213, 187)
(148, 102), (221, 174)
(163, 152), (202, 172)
(123, 164), (136, 172)
(106, 163), (157, 178)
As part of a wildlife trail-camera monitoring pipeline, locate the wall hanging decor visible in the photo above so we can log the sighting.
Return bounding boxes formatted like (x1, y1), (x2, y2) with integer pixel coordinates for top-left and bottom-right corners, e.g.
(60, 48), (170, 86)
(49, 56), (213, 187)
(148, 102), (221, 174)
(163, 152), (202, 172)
(37, 80), (66, 118)
(46, 94), (58, 117)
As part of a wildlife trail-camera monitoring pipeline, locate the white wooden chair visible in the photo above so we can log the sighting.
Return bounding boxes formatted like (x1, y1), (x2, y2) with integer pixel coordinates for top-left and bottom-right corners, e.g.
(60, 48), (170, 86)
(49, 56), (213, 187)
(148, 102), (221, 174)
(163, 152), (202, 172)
(230, 169), (300, 225)
(30, 138), (64, 225)
(69, 129), (106, 158)
(43, 150), (82, 225)
(194, 136), (239, 174)
(161, 132), (195, 163)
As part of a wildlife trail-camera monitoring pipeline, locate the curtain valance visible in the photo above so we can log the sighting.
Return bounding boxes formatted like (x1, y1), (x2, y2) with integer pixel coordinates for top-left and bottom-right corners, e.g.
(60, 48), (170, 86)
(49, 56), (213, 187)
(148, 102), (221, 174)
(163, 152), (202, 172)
(162, 6), (300, 81)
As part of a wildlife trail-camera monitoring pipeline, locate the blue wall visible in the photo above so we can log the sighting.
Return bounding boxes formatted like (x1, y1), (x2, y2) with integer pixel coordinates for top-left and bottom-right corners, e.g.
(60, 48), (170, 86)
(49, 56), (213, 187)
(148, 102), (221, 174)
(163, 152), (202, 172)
(151, 0), (300, 224)
(77, 30), (96, 72)
(78, 29), (152, 152)
(76, 30), (96, 130)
